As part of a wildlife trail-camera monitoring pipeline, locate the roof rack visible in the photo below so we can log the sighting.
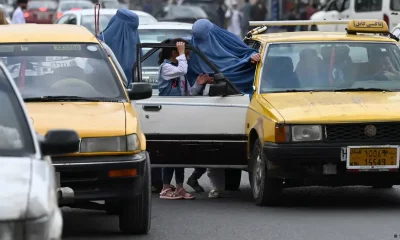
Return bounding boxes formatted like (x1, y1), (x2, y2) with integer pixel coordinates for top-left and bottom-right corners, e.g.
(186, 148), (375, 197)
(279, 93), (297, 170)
(249, 20), (350, 27)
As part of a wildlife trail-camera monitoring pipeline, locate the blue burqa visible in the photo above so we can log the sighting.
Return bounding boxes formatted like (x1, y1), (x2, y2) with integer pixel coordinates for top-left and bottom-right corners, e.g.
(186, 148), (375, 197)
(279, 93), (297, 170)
(187, 19), (258, 95)
(98, 8), (140, 85)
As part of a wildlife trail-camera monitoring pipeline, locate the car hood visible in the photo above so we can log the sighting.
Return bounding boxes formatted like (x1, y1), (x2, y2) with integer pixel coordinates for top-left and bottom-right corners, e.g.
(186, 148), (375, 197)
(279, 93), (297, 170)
(25, 102), (127, 137)
(262, 92), (400, 124)
(0, 157), (32, 221)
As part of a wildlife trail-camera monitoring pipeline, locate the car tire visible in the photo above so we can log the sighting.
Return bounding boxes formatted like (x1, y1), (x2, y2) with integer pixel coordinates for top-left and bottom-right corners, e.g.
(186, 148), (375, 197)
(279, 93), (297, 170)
(372, 184), (393, 189)
(225, 169), (242, 191)
(119, 155), (151, 234)
(250, 139), (282, 206)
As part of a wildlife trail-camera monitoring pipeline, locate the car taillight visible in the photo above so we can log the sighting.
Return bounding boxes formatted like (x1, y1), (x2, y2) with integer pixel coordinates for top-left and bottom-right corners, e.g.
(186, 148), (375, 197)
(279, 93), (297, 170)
(57, 12), (63, 19)
(24, 12), (29, 18)
(384, 13), (389, 27)
(39, 7), (47, 12)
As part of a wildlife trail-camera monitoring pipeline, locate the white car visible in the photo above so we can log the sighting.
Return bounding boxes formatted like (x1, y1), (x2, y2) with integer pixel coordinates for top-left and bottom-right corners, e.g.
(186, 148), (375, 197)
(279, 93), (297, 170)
(0, 62), (80, 239)
(136, 22), (193, 93)
(310, 0), (400, 31)
(54, 8), (158, 34)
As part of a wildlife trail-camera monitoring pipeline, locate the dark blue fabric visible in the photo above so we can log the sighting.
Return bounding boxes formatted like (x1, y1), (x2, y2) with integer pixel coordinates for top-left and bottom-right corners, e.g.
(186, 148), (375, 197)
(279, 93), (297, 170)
(98, 8), (141, 85)
(187, 19), (258, 95)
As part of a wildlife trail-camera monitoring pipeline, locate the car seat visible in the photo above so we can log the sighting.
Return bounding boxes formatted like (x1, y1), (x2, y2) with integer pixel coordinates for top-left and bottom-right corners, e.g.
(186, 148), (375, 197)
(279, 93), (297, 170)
(263, 56), (299, 89)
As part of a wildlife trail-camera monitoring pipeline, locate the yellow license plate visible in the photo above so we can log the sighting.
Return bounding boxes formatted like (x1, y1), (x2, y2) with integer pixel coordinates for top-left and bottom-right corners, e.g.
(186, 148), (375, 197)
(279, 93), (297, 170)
(347, 146), (398, 169)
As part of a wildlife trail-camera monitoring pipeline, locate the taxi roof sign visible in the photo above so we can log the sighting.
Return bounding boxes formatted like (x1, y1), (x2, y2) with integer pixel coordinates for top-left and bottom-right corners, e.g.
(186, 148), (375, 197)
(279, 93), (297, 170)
(249, 20), (350, 27)
(346, 20), (389, 34)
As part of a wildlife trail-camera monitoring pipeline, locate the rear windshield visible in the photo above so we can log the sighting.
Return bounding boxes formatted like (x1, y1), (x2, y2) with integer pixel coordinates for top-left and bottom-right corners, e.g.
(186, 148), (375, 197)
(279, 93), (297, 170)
(61, 1), (93, 11)
(28, 1), (58, 9)
(0, 44), (126, 101)
(0, 68), (35, 156)
(391, 0), (400, 11)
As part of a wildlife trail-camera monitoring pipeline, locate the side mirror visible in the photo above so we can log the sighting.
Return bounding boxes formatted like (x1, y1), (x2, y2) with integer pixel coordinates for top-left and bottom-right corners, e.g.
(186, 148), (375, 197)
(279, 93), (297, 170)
(127, 82), (152, 100)
(209, 81), (228, 96)
(214, 72), (225, 81)
(40, 130), (80, 156)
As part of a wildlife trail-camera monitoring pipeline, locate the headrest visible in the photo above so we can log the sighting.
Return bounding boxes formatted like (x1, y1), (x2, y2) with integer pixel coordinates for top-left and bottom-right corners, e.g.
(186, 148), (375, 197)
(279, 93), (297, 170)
(299, 48), (318, 60)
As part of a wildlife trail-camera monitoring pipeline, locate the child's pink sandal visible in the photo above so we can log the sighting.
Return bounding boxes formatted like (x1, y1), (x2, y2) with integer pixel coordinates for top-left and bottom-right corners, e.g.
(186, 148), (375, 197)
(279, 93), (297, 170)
(160, 188), (183, 200)
(175, 188), (195, 200)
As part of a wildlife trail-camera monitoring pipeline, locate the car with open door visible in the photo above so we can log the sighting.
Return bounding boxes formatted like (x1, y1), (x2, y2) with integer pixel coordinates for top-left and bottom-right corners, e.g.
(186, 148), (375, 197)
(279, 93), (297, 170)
(0, 61), (80, 239)
(0, 24), (153, 234)
(132, 43), (253, 191)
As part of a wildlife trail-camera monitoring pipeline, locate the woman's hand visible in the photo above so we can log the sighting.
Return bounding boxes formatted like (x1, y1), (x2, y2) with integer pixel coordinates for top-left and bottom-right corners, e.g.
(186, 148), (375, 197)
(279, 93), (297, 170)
(176, 42), (186, 56)
(250, 53), (261, 64)
(196, 74), (214, 85)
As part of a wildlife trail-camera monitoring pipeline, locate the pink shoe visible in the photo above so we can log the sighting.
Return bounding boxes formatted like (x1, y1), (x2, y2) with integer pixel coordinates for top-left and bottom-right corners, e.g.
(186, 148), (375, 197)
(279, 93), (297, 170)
(160, 188), (183, 200)
(175, 188), (195, 200)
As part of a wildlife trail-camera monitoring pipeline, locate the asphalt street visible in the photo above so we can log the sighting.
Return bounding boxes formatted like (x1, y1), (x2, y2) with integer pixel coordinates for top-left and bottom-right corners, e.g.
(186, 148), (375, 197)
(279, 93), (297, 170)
(63, 169), (400, 240)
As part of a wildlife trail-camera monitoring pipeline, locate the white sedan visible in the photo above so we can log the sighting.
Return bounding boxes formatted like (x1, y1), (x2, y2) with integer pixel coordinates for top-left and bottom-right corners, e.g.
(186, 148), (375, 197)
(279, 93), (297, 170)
(0, 62), (80, 239)
(54, 8), (157, 35)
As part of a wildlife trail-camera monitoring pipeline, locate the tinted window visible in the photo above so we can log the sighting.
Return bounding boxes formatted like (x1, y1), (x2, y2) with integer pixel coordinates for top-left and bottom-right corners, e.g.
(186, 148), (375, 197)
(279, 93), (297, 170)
(0, 44), (126, 101)
(261, 42), (400, 93)
(355, 0), (382, 12)
(28, 1), (57, 9)
(60, 1), (94, 11)
(0, 68), (35, 156)
(391, 0), (400, 11)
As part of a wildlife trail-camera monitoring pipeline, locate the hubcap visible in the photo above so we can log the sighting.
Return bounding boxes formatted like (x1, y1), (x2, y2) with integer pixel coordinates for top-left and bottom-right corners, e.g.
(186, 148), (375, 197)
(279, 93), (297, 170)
(253, 152), (264, 197)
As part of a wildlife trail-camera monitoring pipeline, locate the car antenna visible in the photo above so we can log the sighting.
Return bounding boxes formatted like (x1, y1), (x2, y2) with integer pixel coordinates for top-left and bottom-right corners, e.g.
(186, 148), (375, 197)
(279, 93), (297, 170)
(94, 3), (101, 38)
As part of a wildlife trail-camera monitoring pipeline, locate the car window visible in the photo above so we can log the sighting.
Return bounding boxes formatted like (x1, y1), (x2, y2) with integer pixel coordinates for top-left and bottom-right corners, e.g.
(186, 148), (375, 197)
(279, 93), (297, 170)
(101, 0), (119, 8)
(82, 14), (113, 34)
(56, 14), (71, 24)
(67, 14), (77, 24)
(100, 41), (128, 87)
(355, 0), (382, 12)
(260, 42), (400, 93)
(0, 68), (35, 156)
(138, 14), (157, 24)
(326, 0), (339, 11)
(0, 44), (127, 101)
(27, 1), (57, 10)
(60, 1), (94, 11)
(391, 0), (400, 11)
(393, 28), (400, 38)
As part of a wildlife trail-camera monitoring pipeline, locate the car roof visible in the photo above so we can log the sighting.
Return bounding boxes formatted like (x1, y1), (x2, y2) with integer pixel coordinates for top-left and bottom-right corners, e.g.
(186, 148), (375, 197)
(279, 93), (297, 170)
(252, 31), (398, 43)
(0, 24), (98, 43)
(138, 22), (192, 30)
(65, 8), (153, 17)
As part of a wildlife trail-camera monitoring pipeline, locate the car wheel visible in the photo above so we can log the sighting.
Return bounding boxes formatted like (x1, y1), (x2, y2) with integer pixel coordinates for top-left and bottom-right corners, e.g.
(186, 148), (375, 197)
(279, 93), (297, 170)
(119, 156), (151, 234)
(372, 184), (393, 189)
(250, 139), (282, 206)
(225, 169), (242, 191)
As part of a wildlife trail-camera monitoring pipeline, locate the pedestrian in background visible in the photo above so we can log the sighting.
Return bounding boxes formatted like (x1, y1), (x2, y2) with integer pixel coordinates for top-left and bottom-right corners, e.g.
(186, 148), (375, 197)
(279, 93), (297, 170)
(241, 0), (252, 35)
(216, 0), (227, 28)
(306, 2), (318, 20)
(225, 0), (243, 37)
(285, 7), (297, 32)
(11, 0), (26, 24)
(251, 0), (267, 22)
(0, 10), (9, 24)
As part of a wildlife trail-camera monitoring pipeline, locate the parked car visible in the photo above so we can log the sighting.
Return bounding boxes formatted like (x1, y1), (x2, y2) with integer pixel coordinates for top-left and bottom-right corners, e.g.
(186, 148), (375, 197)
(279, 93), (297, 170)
(25, 0), (58, 24)
(0, 23), (153, 234)
(153, 4), (208, 24)
(54, 8), (157, 34)
(310, 0), (400, 31)
(55, 0), (94, 21)
(0, 62), (80, 239)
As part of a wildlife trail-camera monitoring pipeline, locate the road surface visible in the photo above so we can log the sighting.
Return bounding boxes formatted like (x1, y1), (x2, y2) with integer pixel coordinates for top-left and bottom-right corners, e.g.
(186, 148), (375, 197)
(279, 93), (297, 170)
(63, 169), (400, 240)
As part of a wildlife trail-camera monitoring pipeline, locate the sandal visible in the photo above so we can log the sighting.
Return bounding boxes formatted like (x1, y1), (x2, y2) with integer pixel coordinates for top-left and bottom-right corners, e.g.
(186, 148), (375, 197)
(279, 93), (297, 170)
(160, 188), (183, 200)
(175, 188), (195, 200)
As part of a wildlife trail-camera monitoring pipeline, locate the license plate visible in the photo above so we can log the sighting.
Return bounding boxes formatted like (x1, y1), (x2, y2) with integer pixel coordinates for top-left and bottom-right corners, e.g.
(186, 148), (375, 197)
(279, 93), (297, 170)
(55, 172), (60, 188)
(346, 145), (399, 170)
(37, 13), (47, 20)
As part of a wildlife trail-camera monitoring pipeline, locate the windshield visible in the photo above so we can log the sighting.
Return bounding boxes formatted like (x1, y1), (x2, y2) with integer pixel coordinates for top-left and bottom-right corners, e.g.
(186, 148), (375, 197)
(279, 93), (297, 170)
(101, 0), (119, 8)
(0, 44), (126, 101)
(0, 68), (35, 156)
(166, 6), (207, 19)
(28, 1), (57, 9)
(60, 1), (94, 11)
(260, 42), (400, 93)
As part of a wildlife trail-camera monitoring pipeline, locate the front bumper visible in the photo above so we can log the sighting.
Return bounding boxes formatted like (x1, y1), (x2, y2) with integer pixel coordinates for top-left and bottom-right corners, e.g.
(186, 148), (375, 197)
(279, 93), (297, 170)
(263, 142), (400, 186)
(51, 151), (148, 202)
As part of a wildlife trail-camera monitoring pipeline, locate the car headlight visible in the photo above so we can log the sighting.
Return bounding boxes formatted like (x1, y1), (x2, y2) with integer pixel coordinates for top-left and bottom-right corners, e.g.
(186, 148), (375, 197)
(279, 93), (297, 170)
(291, 125), (323, 142)
(80, 134), (140, 153)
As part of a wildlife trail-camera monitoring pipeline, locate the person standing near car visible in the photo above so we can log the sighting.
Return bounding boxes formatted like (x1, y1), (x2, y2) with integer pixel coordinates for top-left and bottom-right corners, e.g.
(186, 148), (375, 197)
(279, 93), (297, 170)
(11, 0), (26, 24)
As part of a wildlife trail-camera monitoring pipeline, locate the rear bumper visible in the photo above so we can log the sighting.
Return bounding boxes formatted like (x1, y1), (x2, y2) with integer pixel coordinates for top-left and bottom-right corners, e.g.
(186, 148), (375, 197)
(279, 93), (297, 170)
(262, 142), (400, 186)
(52, 151), (148, 202)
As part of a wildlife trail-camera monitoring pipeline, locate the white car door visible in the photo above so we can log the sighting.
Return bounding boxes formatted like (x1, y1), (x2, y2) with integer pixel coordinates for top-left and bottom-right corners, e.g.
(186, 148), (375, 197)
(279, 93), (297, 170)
(311, 0), (343, 31)
(133, 43), (249, 169)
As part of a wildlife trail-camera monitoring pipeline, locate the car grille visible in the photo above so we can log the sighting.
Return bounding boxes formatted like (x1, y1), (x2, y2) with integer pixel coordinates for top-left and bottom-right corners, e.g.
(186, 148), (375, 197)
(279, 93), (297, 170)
(325, 123), (400, 143)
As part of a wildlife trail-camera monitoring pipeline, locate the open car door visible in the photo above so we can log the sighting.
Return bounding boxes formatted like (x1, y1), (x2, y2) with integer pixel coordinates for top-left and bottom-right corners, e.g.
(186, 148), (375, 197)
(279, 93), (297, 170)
(132, 43), (249, 169)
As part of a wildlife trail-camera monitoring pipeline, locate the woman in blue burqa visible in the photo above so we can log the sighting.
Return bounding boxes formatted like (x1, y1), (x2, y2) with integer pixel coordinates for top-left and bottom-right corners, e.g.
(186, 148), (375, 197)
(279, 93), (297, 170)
(98, 8), (141, 86)
(185, 19), (261, 199)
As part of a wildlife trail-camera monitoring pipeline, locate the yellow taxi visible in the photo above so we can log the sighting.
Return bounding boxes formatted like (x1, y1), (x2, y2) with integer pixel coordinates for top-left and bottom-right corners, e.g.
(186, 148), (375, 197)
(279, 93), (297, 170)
(0, 24), (152, 234)
(245, 20), (400, 206)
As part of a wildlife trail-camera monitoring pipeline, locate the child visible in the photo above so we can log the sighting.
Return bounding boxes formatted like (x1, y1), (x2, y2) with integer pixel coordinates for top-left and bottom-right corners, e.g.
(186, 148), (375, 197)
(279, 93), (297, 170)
(158, 38), (214, 199)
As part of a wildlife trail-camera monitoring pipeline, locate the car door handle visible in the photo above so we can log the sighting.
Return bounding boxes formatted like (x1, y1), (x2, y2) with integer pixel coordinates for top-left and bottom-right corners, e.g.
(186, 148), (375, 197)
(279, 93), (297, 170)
(142, 105), (162, 111)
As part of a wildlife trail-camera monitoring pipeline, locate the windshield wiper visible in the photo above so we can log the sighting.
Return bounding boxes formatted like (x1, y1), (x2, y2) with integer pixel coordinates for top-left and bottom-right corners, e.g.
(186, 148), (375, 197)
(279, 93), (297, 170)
(23, 96), (106, 102)
(333, 88), (393, 92)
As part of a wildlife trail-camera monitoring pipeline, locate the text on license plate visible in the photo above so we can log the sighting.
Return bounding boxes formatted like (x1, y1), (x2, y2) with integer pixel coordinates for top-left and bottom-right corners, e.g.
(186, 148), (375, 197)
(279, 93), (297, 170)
(349, 147), (397, 167)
